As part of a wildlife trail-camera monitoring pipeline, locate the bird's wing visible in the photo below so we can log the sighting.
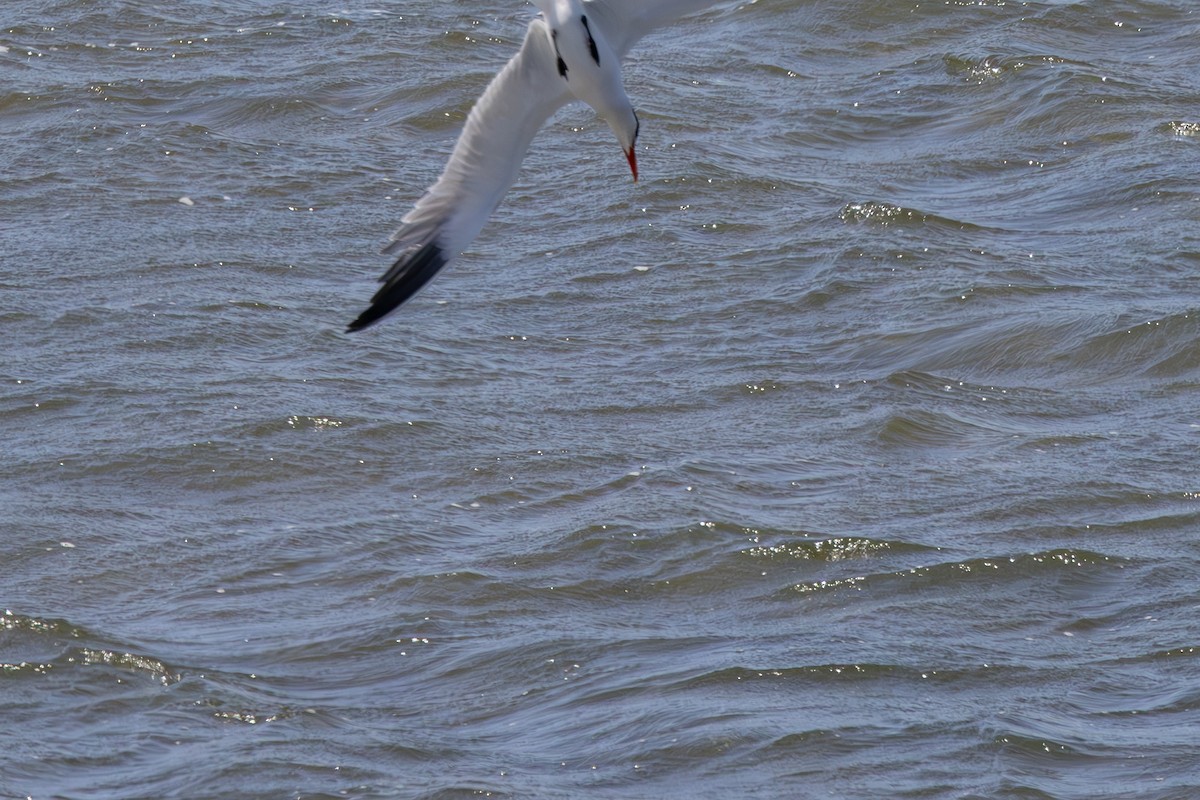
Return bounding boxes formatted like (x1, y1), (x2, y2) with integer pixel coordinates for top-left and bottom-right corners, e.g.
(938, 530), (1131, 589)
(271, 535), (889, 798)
(583, 0), (727, 57)
(348, 17), (571, 332)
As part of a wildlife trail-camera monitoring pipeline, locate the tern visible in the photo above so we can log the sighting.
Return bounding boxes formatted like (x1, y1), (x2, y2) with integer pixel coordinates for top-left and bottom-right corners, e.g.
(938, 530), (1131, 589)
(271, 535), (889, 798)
(347, 0), (725, 332)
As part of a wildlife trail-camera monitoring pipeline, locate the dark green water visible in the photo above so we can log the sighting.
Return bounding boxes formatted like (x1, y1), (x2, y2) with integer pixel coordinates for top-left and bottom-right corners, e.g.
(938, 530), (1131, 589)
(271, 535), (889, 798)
(3, 0), (1200, 797)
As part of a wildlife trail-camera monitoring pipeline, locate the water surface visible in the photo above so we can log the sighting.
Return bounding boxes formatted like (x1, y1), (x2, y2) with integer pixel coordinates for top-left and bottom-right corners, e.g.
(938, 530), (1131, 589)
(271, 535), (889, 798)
(3, 0), (1200, 797)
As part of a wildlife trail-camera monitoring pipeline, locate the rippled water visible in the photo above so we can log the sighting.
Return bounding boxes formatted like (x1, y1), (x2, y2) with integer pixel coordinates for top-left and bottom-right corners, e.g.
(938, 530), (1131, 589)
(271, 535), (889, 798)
(4, 0), (1200, 797)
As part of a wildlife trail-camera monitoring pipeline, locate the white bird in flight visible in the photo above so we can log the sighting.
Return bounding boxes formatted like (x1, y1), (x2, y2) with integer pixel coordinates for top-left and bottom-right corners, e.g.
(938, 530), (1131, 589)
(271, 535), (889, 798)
(347, 0), (725, 332)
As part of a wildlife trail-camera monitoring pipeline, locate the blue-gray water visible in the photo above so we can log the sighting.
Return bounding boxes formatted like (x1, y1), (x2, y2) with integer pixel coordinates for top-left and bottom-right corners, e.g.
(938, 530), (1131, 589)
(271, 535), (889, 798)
(3, 0), (1200, 797)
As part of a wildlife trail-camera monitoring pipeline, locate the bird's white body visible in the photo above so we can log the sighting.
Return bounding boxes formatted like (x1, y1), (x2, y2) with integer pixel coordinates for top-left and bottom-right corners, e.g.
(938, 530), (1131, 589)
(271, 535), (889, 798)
(348, 0), (727, 331)
(535, 0), (637, 165)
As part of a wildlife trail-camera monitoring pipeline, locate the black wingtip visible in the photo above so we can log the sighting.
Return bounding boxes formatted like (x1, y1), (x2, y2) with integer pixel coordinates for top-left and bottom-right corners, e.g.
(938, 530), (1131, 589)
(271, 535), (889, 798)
(346, 241), (448, 332)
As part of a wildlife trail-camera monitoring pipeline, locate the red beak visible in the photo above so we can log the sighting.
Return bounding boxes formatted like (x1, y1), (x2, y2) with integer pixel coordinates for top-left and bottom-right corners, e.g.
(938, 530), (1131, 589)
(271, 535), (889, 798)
(625, 147), (638, 183)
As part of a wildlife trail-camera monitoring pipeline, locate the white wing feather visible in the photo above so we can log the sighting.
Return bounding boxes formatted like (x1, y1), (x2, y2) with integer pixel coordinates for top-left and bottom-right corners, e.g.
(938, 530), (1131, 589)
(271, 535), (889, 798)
(348, 18), (570, 331)
(584, 0), (727, 56)
(397, 19), (570, 258)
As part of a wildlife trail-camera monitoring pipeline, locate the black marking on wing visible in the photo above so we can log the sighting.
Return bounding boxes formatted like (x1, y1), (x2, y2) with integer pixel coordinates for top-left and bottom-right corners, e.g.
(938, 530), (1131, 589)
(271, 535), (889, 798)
(580, 15), (600, 66)
(346, 240), (447, 332)
(551, 29), (568, 79)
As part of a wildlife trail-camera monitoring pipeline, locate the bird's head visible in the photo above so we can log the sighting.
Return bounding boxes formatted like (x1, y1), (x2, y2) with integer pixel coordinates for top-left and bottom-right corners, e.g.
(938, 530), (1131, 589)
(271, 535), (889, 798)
(610, 108), (640, 183)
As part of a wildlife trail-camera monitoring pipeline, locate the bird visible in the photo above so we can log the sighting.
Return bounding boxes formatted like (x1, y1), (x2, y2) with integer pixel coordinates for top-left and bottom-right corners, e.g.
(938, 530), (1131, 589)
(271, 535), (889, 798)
(346, 0), (726, 332)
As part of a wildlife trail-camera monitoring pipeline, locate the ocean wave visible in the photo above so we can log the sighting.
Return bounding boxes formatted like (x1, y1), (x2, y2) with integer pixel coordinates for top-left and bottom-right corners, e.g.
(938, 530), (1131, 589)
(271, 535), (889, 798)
(784, 549), (1127, 597)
